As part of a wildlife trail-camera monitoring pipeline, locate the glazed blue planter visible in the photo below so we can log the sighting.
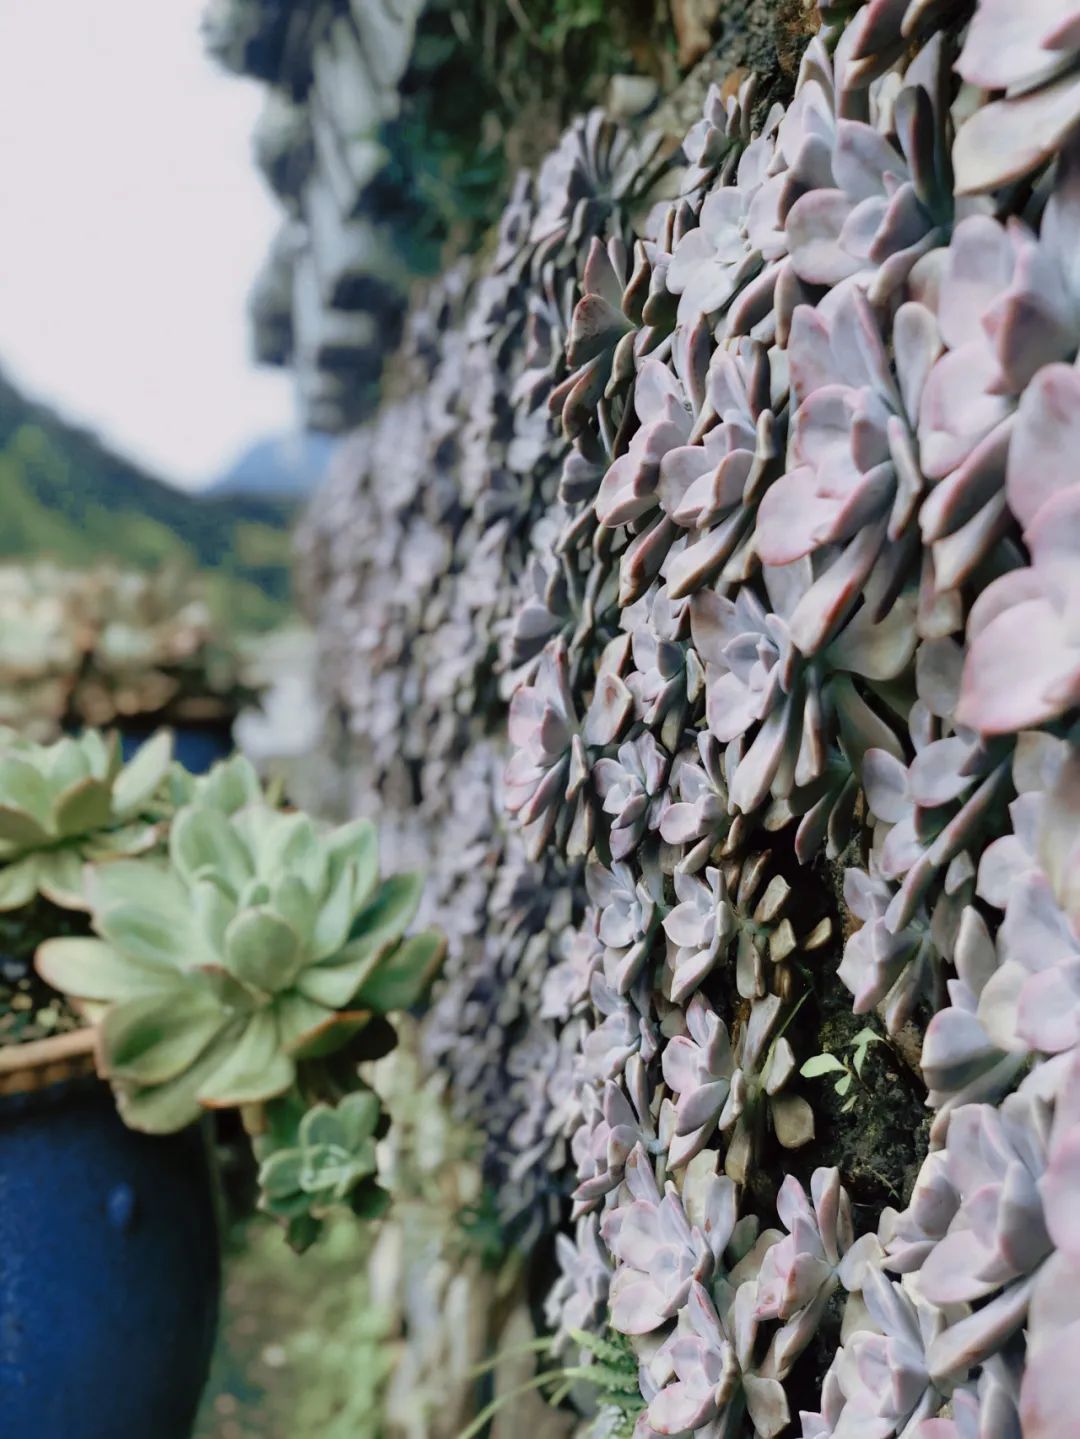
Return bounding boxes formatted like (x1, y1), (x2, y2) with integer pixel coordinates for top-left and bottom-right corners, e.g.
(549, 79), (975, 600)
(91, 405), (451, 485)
(0, 1074), (220, 1439)
(119, 722), (233, 776)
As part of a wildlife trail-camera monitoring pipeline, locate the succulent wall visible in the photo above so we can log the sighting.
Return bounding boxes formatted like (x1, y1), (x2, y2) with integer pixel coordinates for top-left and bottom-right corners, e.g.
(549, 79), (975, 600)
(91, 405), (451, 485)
(296, 109), (683, 1237)
(206, 0), (788, 436)
(297, 0), (1080, 1433)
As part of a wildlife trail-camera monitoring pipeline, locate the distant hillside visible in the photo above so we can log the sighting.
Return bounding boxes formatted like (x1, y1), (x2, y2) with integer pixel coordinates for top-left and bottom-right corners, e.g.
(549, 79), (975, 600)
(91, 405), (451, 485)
(0, 371), (296, 630)
(209, 431), (336, 500)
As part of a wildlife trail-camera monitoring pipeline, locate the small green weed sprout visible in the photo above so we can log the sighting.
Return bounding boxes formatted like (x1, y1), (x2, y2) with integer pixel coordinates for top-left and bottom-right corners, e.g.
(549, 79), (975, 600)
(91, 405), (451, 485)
(800, 1026), (882, 1112)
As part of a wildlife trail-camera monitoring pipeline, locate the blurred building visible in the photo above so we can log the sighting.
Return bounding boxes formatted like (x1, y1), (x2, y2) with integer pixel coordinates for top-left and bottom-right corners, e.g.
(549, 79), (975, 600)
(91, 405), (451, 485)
(203, 0), (425, 433)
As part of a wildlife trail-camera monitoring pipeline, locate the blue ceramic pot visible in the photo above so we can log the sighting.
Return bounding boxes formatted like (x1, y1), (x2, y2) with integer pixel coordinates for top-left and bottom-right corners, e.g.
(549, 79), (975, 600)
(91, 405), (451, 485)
(119, 723), (233, 776)
(0, 1073), (220, 1439)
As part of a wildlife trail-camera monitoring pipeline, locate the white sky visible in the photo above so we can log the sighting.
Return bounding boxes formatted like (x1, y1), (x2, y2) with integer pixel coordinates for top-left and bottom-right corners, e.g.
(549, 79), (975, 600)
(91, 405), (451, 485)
(0, 0), (296, 490)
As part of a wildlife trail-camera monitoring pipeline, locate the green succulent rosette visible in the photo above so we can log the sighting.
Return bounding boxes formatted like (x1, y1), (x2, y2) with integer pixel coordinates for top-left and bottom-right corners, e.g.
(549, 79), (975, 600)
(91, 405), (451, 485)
(36, 764), (445, 1133)
(0, 728), (172, 913)
(257, 1089), (391, 1251)
(163, 748), (268, 815)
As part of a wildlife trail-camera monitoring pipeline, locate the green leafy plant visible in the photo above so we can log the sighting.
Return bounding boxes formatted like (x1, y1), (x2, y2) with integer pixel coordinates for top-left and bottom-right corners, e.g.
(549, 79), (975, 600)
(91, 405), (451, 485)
(193, 1215), (392, 1438)
(458, 1323), (645, 1439)
(455, 1186), (507, 1271)
(3, 739), (442, 1250)
(0, 730), (443, 1262)
(36, 755), (444, 1134)
(280, 1221), (393, 1439)
(257, 1089), (391, 1252)
(0, 727), (171, 912)
(799, 1026), (882, 1113)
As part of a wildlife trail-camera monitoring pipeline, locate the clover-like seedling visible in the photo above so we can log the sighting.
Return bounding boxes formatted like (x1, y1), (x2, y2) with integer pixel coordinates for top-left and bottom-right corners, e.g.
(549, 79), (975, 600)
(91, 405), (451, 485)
(799, 1028), (882, 1113)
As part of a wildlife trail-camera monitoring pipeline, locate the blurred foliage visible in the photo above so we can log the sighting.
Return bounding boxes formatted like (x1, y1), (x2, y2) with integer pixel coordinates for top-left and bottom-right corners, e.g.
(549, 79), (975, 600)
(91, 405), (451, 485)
(0, 373), (295, 632)
(0, 561), (255, 737)
(195, 1025), (499, 1439)
(378, 0), (676, 268)
(194, 1217), (393, 1439)
(529, 0), (659, 60)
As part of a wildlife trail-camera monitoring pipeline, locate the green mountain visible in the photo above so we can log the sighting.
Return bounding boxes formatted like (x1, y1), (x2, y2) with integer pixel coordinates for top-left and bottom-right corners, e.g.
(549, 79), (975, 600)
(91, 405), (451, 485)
(0, 371), (296, 630)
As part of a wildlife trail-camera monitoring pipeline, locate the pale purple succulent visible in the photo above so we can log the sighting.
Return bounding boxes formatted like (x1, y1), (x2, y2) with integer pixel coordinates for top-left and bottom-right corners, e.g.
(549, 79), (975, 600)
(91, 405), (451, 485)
(756, 1168), (882, 1378)
(658, 337), (781, 573)
(977, 736), (1075, 915)
(505, 639), (586, 857)
(957, 367), (1080, 736)
(1022, 740), (1080, 926)
(917, 147), (1080, 520)
(691, 560), (916, 816)
(661, 865), (737, 1005)
(572, 1057), (656, 1216)
(507, 1019), (581, 1180)
(552, 235), (664, 441)
(830, 1268), (946, 1437)
(936, 743), (1080, 1069)
(798, 1362), (846, 1439)
(644, 1280), (741, 1435)
(490, 169), (536, 278)
(681, 73), (756, 195)
(837, 865), (941, 1034)
(858, 703), (1010, 941)
(784, 52), (953, 302)
(914, 1093), (1052, 1319)
(919, 906), (1028, 1122)
(594, 340), (706, 529)
(916, 205), (1065, 455)
(594, 731), (671, 860)
(660, 994), (737, 1167)
(756, 287), (920, 573)
(530, 109), (668, 273)
(879, 1150), (958, 1275)
(772, 670), (897, 854)
(680, 1145), (765, 1280)
(1019, 1251), (1080, 1439)
(621, 584), (702, 750)
(581, 970), (658, 1082)
(832, 0), (963, 85)
(512, 262), (575, 419)
(645, 1280), (789, 1439)
(659, 733), (740, 872)
(691, 581), (786, 747)
(919, 1357), (1023, 1439)
(540, 913), (604, 1022)
(544, 1213), (613, 1359)
(667, 130), (782, 327)
(728, 26), (861, 339)
(953, 0), (1080, 194)
(977, 868), (1080, 1058)
(1038, 1047), (1080, 1269)
(503, 519), (572, 675)
(583, 631), (638, 750)
(602, 1144), (715, 1335)
(586, 858), (663, 994)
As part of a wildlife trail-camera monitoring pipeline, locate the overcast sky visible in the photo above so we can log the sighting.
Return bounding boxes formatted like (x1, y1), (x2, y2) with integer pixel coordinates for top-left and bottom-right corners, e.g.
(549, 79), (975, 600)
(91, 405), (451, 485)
(0, 0), (295, 490)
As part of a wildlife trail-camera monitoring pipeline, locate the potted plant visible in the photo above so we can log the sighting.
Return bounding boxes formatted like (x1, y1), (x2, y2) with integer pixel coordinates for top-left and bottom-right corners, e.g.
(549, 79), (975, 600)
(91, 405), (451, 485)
(0, 727), (443, 1439)
(0, 561), (257, 772)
